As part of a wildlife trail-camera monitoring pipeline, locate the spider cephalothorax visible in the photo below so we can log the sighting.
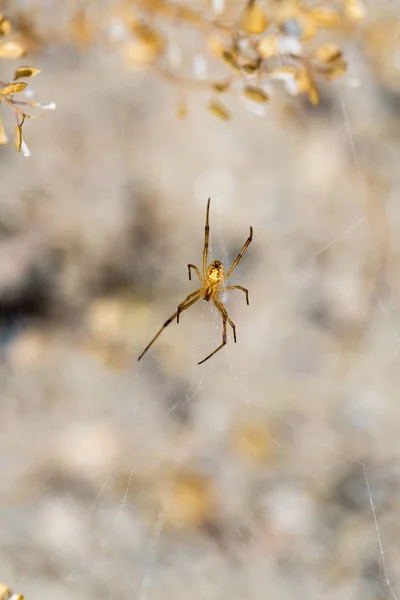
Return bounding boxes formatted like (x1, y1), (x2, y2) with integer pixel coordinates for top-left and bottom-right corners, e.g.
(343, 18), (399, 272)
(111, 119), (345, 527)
(138, 198), (253, 365)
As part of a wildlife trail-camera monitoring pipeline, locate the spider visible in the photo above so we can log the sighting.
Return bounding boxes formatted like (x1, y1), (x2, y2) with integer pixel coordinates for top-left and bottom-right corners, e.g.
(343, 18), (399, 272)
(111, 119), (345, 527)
(137, 198), (253, 365)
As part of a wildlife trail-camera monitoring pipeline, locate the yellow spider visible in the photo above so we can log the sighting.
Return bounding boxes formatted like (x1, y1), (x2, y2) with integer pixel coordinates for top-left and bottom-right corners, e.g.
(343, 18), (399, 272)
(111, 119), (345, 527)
(138, 198), (253, 365)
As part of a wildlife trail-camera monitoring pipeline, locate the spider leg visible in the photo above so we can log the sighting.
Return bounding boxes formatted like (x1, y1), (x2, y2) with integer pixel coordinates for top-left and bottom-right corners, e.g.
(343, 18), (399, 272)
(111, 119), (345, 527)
(219, 285), (249, 305)
(198, 314), (227, 365)
(203, 198), (211, 279)
(198, 299), (236, 364)
(216, 299), (237, 342)
(177, 289), (203, 323)
(223, 226), (253, 282)
(137, 291), (202, 361)
(187, 264), (204, 284)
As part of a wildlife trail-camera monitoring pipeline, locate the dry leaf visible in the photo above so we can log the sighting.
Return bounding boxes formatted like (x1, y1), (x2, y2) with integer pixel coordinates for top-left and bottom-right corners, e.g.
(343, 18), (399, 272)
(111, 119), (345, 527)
(122, 24), (164, 68)
(344, 0), (365, 21)
(0, 583), (23, 600)
(15, 123), (22, 151)
(314, 43), (342, 63)
(206, 34), (225, 57)
(177, 100), (187, 119)
(213, 79), (231, 93)
(0, 116), (8, 144)
(14, 66), (41, 79)
(295, 12), (316, 40)
(0, 15), (11, 36)
(308, 83), (319, 105)
(0, 82), (27, 95)
(222, 50), (239, 71)
(231, 423), (275, 463)
(71, 9), (94, 47)
(322, 60), (347, 80)
(161, 472), (214, 529)
(258, 35), (278, 58)
(270, 65), (298, 80)
(0, 583), (12, 600)
(242, 62), (259, 74)
(243, 86), (269, 102)
(309, 6), (342, 27)
(0, 40), (26, 59)
(208, 99), (231, 120)
(241, 2), (268, 34)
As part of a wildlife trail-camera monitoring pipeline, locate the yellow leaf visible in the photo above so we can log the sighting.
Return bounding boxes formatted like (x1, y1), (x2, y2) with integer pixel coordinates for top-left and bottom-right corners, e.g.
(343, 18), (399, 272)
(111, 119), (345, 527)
(0, 116), (8, 144)
(212, 79), (231, 93)
(344, 0), (365, 21)
(309, 6), (342, 28)
(323, 60), (347, 80)
(241, 2), (268, 34)
(122, 25), (163, 69)
(242, 62), (259, 74)
(0, 15), (11, 36)
(296, 12), (316, 40)
(208, 100), (231, 121)
(243, 86), (269, 103)
(15, 124), (22, 152)
(270, 65), (297, 79)
(177, 100), (187, 119)
(222, 50), (239, 71)
(71, 10), (94, 47)
(308, 84), (319, 105)
(314, 43), (342, 63)
(0, 41), (26, 59)
(0, 82), (27, 95)
(13, 66), (41, 80)
(206, 34), (225, 57)
(258, 35), (278, 58)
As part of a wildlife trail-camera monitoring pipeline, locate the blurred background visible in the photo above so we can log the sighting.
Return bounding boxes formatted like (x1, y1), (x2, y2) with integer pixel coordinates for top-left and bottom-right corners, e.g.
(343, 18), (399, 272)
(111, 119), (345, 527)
(1, 1), (400, 599)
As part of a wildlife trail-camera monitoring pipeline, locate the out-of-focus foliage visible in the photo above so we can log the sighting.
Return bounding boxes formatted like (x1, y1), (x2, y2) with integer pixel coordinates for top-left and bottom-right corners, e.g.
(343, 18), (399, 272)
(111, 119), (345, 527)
(0, 12), (55, 156)
(0, 582), (24, 600)
(3, 0), (366, 125)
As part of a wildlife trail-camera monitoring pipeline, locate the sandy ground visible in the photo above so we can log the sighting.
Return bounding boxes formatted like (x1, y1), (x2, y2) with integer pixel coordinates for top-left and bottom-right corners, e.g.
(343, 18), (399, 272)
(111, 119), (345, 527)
(1, 4), (400, 599)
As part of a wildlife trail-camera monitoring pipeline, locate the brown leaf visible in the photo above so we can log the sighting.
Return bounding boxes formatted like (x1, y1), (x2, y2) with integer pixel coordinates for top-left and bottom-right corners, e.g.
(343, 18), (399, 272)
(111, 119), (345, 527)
(258, 35), (278, 58)
(296, 12), (316, 40)
(177, 100), (187, 119)
(242, 62), (259, 74)
(0, 15), (11, 36)
(314, 43), (342, 63)
(222, 50), (239, 72)
(71, 9), (94, 47)
(206, 34), (225, 57)
(0, 82), (27, 95)
(0, 41), (26, 59)
(212, 79), (231, 93)
(241, 2), (268, 34)
(308, 83), (319, 105)
(322, 60), (347, 80)
(13, 66), (41, 80)
(309, 6), (342, 28)
(122, 24), (164, 68)
(243, 86), (269, 103)
(208, 100), (231, 121)
(0, 116), (8, 144)
(344, 0), (365, 21)
(15, 123), (22, 152)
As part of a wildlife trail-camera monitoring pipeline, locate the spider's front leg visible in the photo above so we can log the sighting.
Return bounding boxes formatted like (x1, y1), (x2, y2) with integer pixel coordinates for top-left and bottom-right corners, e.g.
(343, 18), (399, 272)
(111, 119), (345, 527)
(187, 264), (203, 284)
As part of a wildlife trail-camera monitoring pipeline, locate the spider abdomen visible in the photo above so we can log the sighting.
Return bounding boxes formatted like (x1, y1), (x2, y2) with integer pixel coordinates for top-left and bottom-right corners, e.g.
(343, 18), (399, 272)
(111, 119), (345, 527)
(207, 260), (224, 283)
